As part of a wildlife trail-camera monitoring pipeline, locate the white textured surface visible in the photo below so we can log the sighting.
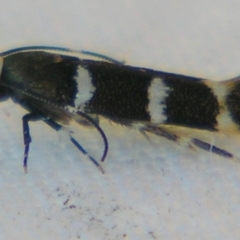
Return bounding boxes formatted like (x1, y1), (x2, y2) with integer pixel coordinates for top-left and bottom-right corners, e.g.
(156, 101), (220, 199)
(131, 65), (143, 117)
(0, 1), (240, 239)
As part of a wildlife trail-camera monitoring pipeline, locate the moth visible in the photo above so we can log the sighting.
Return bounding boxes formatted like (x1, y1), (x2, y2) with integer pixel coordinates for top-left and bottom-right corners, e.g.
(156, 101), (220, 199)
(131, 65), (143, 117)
(0, 46), (239, 172)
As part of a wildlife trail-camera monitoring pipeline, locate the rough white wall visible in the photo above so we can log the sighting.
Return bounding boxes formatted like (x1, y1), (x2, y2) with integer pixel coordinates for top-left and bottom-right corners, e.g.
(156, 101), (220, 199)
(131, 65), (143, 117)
(0, 1), (240, 239)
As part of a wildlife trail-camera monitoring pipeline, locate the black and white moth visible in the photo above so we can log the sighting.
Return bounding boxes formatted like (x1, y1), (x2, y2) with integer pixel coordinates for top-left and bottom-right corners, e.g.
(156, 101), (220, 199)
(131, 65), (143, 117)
(0, 46), (239, 172)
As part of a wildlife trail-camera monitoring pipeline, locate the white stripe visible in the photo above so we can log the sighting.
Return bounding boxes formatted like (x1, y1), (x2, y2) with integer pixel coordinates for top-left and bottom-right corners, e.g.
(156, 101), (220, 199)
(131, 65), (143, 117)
(147, 77), (170, 123)
(74, 66), (95, 108)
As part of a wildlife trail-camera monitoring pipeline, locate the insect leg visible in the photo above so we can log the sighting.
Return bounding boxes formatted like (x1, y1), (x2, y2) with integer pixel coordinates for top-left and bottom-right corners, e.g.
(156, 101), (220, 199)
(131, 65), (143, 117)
(191, 138), (233, 159)
(65, 106), (108, 163)
(69, 136), (104, 173)
(141, 124), (236, 160)
(43, 117), (104, 173)
(141, 125), (179, 142)
(76, 111), (108, 162)
(22, 113), (40, 173)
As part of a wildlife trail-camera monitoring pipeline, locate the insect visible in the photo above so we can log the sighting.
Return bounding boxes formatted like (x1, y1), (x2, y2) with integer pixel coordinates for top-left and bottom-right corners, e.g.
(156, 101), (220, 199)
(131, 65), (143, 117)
(0, 46), (239, 172)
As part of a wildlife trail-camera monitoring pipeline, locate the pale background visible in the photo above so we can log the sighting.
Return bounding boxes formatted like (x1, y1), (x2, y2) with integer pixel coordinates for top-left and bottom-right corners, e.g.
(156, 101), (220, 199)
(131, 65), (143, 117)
(0, 1), (240, 239)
